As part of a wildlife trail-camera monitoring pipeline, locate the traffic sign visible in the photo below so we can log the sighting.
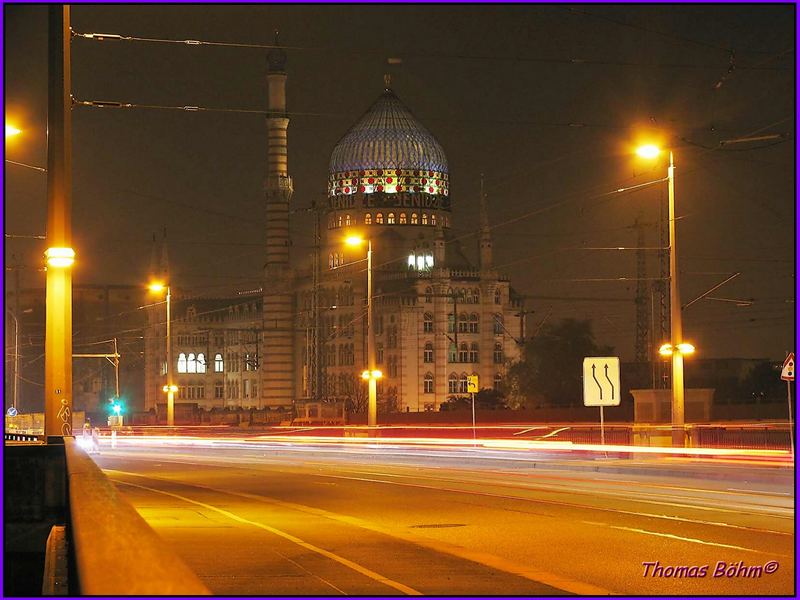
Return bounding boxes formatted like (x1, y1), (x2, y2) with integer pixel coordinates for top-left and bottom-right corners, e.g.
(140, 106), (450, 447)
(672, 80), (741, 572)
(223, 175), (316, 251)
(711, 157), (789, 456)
(6, 407), (17, 417)
(467, 375), (479, 393)
(583, 357), (621, 407)
(781, 352), (795, 381)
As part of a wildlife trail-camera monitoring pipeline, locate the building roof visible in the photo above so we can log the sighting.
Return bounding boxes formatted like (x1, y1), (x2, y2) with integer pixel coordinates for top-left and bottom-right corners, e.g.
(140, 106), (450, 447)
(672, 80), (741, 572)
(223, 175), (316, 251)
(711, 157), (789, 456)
(328, 89), (449, 197)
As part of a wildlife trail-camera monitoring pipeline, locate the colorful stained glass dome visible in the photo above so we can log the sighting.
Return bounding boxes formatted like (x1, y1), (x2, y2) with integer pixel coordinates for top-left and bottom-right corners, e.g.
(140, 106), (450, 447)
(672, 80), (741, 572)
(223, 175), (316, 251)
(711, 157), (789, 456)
(328, 89), (449, 198)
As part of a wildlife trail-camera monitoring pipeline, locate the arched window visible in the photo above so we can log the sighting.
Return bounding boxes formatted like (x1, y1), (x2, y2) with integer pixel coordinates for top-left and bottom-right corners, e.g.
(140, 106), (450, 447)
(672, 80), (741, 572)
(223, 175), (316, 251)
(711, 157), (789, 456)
(493, 314), (503, 335)
(469, 313), (479, 333)
(328, 216), (335, 229)
(448, 373), (458, 394)
(448, 343), (457, 363)
(424, 342), (434, 363)
(345, 214), (352, 226)
(411, 212), (419, 225)
(197, 353), (207, 373)
(459, 373), (468, 393)
(468, 343), (479, 363)
(376, 212), (384, 224)
(423, 312), (434, 333)
(214, 353), (224, 372)
(337, 215), (343, 227)
(424, 373), (434, 394)
(187, 353), (197, 373)
(495, 288), (502, 304)
(328, 254), (334, 269)
(431, 214), (437, 226)
(387, 212), (396, 224)
(447, 287), (454, 303)
(422, 213), (428, 225)
(458, 343), (469, 363)
(447, 313), (455, 333)
(399, 212), (407, 224)
(494, 373), (503, 391)
(424, 287), (432, 303)
(364, 213), (372, 225)
(458, 313), (468, 333)
(494, 342), (504, 364)
(177, 353), (187, 374)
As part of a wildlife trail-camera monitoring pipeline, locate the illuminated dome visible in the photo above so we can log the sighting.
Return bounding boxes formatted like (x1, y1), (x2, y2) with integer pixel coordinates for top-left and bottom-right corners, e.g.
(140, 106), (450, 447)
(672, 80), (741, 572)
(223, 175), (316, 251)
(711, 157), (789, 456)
(328, 89), (449, 198)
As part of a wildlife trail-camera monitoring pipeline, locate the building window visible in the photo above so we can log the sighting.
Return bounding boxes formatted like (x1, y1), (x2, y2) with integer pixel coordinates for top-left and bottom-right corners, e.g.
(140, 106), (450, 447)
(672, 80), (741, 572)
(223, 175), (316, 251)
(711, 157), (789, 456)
(495, 288), (502, 304)
(494, 342), (504, 364)
(494, 314), (503, 335)
(411, 212), (419, 225)
(197, 353), (206, 373)
(423, 312), (434, 333)
(469, 313), (479, 333)
(178, 386), (187, 399)
(337, 214), (343, 228)
(448, 343), (457, 363)
(431, 214), (437, 226)
(458, 343), (469, 363)
(387, 212), (396, 224)
(494, 373), (503, 391)
(388, 356), (398, 378)
(187, 353), (197, 373)
(364, 213), (372, 225)
(424, 373), (434, 394)
(422, 213), (428, 225)
(328, 216), (335, 229)
(345, 214), (352, 226)
(214, 353), (224, 372)
(447, 313), (455, 333)
(377, 343), (384, 364)
(376, 212), (384, 224)
(459, 373), (468, 394)
(399, 212), (407, 224)
(177, 353), (187, 373)
(469, 342), (479, 363)
(448, 373), (458, 394)
(424, 342), (434, 363)
(328, 253), (334, 269)
(424, 287), (432, 303)
(458, 313), (468, 333)
(244, 379), (250, 399)
(214, 381), (224, 399)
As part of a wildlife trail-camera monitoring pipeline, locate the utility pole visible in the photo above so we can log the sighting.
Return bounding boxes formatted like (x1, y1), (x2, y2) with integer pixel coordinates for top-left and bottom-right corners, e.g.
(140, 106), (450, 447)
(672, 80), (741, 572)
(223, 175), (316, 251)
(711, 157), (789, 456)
(44, 5), (74, 441)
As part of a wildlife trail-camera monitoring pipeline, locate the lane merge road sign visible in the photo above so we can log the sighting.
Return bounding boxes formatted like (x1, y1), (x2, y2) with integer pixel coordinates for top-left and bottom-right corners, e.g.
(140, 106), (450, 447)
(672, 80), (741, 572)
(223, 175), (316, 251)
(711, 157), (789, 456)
(583, 357), (621, 407)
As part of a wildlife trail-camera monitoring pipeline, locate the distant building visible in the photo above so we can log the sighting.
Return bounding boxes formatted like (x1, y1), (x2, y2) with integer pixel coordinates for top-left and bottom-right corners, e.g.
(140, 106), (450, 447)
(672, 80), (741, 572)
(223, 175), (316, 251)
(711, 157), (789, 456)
(141, 48), (526, 416)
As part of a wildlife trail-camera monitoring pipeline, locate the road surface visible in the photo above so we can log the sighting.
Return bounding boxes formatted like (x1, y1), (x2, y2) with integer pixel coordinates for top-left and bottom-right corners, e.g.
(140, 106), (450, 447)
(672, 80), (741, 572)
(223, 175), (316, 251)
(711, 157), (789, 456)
(93, 439), (794, 595)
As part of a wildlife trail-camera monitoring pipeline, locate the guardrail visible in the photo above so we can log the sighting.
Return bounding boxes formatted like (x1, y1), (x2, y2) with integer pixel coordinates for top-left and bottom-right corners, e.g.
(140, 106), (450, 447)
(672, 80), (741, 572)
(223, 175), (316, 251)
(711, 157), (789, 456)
(64, 438), (210, 595)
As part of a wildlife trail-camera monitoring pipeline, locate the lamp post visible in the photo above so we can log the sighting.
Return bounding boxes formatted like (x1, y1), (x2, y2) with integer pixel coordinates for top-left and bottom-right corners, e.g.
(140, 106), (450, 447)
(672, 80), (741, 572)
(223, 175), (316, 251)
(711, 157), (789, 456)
(6, 309), (19, 411)
(346, 235), (381, 434)
(637, 145), (691, 447)
(149, 283), (175, 426)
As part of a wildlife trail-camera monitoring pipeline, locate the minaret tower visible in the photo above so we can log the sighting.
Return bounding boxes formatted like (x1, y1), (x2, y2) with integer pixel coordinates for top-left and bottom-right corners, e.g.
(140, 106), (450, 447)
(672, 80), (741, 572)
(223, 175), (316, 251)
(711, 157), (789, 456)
(478, 174), (493, 270)
(261, 34), (295, 407)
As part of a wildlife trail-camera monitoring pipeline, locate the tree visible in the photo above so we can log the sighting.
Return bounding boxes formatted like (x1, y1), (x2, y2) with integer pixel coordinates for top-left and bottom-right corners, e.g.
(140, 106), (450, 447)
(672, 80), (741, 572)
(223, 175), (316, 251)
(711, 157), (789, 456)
(505, 318), (612, 408)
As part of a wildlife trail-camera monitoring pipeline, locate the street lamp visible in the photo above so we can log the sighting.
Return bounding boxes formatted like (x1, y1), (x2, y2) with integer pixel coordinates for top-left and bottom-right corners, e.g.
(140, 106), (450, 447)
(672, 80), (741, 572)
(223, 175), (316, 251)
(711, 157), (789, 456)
(149, 282), (174, 426)
(6, 309), (19, 411)
(637, 144), (689, 447)
(5, 124), (21, 138)
(345, 235), (380, 434)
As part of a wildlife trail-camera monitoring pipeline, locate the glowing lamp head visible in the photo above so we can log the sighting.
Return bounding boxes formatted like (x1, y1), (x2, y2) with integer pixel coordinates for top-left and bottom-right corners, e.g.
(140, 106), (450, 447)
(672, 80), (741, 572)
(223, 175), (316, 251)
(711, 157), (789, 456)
(361, 370), (383, 380)
(361, 370), (370, 380)
(636, 144), (661, 160)
(112, 404), (122, 415)
(676, 343), (696, 355)
(45, 247), (75, 268)
(148, 282), (166, 293)
(5, 124), (21, 138)
(162, 384), (178, 393)
(371, 370), (383, 379)
(658, 343), (674, 356)
(345, 235), (365, 247)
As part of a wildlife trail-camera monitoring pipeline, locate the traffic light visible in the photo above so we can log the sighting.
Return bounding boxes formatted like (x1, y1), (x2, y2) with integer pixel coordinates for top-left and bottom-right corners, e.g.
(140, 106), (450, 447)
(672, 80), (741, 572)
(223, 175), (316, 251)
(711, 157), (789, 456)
(108, 398), (125, 415)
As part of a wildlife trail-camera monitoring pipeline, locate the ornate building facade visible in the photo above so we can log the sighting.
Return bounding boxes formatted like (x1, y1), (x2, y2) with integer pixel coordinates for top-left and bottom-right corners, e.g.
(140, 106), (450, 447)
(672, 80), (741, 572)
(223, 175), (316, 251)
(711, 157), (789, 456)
(143, 50), (525, 416)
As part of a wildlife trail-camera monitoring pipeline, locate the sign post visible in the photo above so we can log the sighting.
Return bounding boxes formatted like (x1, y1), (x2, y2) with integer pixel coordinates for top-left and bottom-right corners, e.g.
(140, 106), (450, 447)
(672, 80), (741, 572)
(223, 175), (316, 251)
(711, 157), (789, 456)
(780, 352), (794, 458)
(467, 375), (479, 446)
(583, 357), (621, 446)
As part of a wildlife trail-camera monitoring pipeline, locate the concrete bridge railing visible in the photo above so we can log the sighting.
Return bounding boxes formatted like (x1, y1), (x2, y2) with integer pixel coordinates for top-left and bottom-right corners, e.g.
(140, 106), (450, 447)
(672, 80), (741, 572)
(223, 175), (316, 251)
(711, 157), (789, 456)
(63, 437), (210, 595)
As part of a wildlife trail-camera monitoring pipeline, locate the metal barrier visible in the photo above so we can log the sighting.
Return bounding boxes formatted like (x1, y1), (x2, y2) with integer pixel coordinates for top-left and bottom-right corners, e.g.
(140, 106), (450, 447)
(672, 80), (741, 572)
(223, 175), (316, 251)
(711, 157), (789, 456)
(64, 438), (210, 595)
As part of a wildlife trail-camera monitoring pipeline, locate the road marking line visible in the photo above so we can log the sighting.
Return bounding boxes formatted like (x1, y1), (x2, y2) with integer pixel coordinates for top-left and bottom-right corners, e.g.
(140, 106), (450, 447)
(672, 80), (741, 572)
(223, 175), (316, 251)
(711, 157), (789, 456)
(108, 469), (609, 596)
(581, 521), (792, 557)
(109, 475), (421, 596)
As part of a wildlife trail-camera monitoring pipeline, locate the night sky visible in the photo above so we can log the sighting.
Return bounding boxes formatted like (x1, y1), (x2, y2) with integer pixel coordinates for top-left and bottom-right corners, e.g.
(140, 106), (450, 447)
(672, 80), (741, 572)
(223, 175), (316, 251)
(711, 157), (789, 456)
(4, 4), (795, 362)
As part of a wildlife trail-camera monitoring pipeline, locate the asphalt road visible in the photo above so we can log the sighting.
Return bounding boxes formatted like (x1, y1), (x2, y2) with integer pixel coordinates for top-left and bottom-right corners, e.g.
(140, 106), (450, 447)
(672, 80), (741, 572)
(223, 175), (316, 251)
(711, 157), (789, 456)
(93, 440), (794, 595)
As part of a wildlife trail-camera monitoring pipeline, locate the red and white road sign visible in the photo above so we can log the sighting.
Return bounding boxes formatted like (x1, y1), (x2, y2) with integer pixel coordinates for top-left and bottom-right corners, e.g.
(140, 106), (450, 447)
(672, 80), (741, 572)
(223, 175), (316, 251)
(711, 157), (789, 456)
(780, 352), (795, 381)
